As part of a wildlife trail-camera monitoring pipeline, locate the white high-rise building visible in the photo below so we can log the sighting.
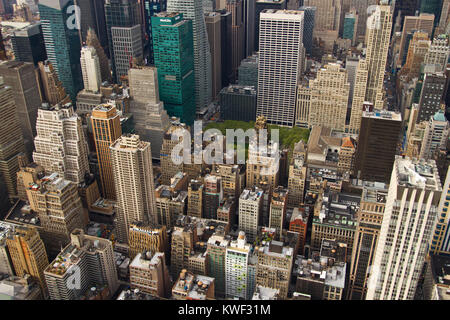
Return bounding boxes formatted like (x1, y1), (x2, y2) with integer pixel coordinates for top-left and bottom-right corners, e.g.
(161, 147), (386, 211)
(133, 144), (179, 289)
(80, 46), (101, 92)
(257, 10), (304, 127)
(225, 231), (252, 299)
(110, 134), (157, 243)
(128, 66), (170, 160)
(33, 103), (89, 184)
(419, 110), (449, 160)
(366, 157), (442, 300)
(348, 58), (369, 134)
(238, 188), (263, 243)
(365, 4), (392, 109)
(167, 0), (212, 112)
(424, 35), (450, 72)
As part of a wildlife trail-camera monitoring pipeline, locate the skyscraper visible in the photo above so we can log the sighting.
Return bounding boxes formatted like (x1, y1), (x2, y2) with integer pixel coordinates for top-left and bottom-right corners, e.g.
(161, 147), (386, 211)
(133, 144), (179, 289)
(419, 110), (449, 160)
(110, 134), (157, 243)
(205, 12), (222, 99)
(128, 65), (170, 159)
(6, 225), (49, 297)
(354, 110), (402, 183)
(104, 0), (142, 83)
(348, 59), (369, 134)
(37, 60), (71, 106)
(167, 0), (212, 112)
(424, 34), (450, 72)
(365, 4), (392, 109)
(33, 103), (90, 184)
(80, 46), (102, 92)
(38, 0), (83, 102)
(257, 10), (304, 127)
(366, 157), (442, 300)
(10, 22), (47, 65)
(239, 188), (264, 243)
(151, 12), (196, 125)
(347, 183), (387, 300)
(86, 28), (112, 83)
(420, 0), (443, 27)
(296, 63), (349, 131)
(206, 232), (229, 297)
(91, 104), (122, 200)
(0, 61), (41, 157)
(74, 0), (108, 49)
(226, 0), (245, 82)
(141, 0), (167, 65)
(417, 72), (447, 122)
(225, 231), (252, 299)
(0, 79), (26, 200)
(299, 6), (316, 55)
(254, 0), (287, 51)
(431, 168), (450, 255)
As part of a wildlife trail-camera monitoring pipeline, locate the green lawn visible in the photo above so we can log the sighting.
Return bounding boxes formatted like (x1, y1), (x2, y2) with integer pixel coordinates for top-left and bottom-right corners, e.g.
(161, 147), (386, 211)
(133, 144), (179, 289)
(205, 120), (310, 150)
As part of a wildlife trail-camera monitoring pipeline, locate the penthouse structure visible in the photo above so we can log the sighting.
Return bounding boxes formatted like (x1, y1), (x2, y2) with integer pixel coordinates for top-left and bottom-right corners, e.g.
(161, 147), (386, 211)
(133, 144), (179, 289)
(172, 270), (215, 300)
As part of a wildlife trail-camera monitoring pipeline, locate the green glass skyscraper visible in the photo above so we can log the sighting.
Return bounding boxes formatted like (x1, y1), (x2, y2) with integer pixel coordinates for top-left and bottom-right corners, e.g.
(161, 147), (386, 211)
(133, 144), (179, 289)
(151, 12), (195, 126)
(38, 0), (83, 102)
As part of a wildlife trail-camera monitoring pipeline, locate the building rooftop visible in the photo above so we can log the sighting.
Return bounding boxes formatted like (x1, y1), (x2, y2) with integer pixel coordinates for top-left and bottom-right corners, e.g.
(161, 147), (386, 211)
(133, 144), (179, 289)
(294, 255), (346, 289)
(396, 157), (441, 191)
(173, 271), (214, 300)
(240, 188), (264, 201)
(117, 289), (161, 300)
(252, 285), (279, 300)
(256, 240), (293, 259)
(5, 200), (40, 227)
(362, 109), (402, 121)
(130, 251), (165, 270)
(430, 254), (450, 300)
(28, 173), (72, 195)
(314, 192), (360, 228)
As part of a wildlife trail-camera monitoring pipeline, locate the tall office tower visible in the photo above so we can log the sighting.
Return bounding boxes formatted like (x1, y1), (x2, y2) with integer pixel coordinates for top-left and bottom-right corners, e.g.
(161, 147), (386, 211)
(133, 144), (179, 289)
(10, 23), (47, 65)
(347, 184), (387, 300)
(44, 229), (119, 300)
(6, 225), (49, 297)
(80, 46), (101, 93)
(33, 104), (89, 184)
(437, 0), (450, 34)
(348, 59), (369, 134)
(238, 53), (258, 88)
(167, 0), (212, 113)
(243, 0), (255, 57)
(206, 233), (229, 297)
(420, 0), (443, 27)
(402, 31), (431, 78)
(355, 110), (402, 183)
(365, 4), (392, 109)
(424, 35), (450, 72)
(431, 168), (450, 255)
(74, 0), (108, 48)
(398, 14), (435, 68)
(128, 66), (170, 160)
(0, 61), (41, 157)
(268, 187), (288, 238)
(258, 10), (304, 127)
(159, 121), (186, 184)
(419, 110), (449, 160)
(287, 142), (307, 208)
(225, 231), (252, 299)
(393, 0), (419, 27)
(104, 0), (141, 83)
(38, 0), (83, 102)
(255, 240), (293, 299)
(0, 222), (14, 276)
(129, 251), (171, 298)
(417, 72), (447, 122)
(219, 10), (233, 87)
(110, 134), (157, 243)
(203, 175), (223, 219)
(217, 164), (242, 198)
(128, 223), (168, 259)
(219, 85), (256, 121)
(205, 12), (222, 99)
(141, 0), (167, 65)
(0, 79), (26, 200)
(239, 188), (263, 243)
(366, 157), (442, 300)
(303, 0), (341, 43)
(343, 11), (358, 45)
(298, 6), (316, 56)
(111, 25), (143, 83)
(86, 28), (112, 83)
(91, 104), (122, 200)
(152, 13), (196, 125)
(26, 173), (86, 257)
(226, 0), (245, 82)
(37, 61), (71, 106)
(254, 0), (287, 51)
(297, 63), (349, 131)
(187, 180), (204, 218)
